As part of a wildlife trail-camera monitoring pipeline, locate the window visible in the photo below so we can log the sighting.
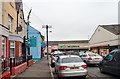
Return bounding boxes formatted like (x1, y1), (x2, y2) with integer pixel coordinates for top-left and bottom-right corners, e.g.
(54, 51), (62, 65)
(57, 57), (60, 63)
(62, 57), (83, 63)
(105, 52), (115, 61)
(2, 36), (6, 58)
(81, 54), (87, 57)
(10, 41), (15, 57)
(8, 15), (13, 31)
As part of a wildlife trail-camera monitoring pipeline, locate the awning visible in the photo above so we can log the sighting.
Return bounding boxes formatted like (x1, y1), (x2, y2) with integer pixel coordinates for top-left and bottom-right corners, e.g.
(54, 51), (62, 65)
(90, 44), (109, 48)
(9, 33), (23, 42)
(0, 24), (9, 37)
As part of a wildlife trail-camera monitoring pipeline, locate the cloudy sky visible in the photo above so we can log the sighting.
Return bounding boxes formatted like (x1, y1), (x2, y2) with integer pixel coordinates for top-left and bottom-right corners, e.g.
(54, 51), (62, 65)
(23, 0), (119, 41)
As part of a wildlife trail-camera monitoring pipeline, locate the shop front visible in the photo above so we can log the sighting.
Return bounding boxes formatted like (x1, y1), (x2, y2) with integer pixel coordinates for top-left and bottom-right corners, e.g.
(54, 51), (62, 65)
(0, 24), (10, 79)
(9, 33), (27, 75)
(90, 44), (110, 56)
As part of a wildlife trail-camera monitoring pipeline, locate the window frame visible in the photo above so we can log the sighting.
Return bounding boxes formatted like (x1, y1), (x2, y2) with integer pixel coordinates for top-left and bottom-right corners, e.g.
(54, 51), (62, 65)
(8, 14), (13, 31)
(2, 36), (6, 58)
(10, 41), (15, 58)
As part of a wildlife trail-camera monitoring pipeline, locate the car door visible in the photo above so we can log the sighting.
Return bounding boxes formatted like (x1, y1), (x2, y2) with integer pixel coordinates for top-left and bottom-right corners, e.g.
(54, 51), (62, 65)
(55, 57), (60, 72)
(108, 51), (119, 75)
(101, 51), (115, 73)
(112, 50), (120, 76)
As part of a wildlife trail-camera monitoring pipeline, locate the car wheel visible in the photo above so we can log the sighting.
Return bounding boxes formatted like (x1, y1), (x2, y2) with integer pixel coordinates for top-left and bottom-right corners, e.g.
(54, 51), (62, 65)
(100, 66), (105, 73)
(82, 75), (86, 79)
(58, 77), (61, 79)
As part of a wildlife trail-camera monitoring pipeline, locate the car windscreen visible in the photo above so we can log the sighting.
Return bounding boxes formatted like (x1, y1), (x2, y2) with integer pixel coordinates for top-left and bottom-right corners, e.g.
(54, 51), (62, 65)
(62, 57), (83, 63)
(53, 53), (64, 57)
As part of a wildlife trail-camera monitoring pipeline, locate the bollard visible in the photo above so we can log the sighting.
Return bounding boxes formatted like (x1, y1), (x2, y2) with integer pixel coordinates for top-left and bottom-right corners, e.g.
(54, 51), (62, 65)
(10, 58), (12, 75)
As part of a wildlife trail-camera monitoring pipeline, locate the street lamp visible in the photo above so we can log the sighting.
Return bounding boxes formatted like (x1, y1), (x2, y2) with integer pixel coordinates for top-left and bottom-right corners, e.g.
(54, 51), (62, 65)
(42, 25), (52, 60)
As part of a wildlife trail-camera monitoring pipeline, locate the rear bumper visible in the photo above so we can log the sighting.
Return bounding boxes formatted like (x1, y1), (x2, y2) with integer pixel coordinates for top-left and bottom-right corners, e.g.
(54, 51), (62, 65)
(58, 70), (88, 77)
(87, 61), (101, 64)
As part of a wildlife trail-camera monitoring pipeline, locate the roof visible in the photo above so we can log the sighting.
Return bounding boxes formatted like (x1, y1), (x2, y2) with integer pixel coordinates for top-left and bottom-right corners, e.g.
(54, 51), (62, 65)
(89, 24), (120, 41)
(49, 40), (89, 46)
(100, 24), (120, 35)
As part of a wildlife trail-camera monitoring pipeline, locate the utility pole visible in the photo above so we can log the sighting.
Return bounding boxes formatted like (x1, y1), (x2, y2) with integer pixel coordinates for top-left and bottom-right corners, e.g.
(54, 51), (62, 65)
(46, 25), (49, 60)
(42, 25), (52, 60)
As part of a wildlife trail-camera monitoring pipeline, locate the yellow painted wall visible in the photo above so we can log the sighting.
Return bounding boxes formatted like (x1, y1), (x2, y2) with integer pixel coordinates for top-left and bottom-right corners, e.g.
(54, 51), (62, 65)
(2, 2), (27, 37)
(3, 2), (17, 34)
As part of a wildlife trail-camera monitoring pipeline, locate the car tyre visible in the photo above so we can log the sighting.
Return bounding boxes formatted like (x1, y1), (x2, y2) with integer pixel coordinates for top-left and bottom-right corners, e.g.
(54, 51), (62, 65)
(81, 75), (86, 79)
(100, 66), (105, 73)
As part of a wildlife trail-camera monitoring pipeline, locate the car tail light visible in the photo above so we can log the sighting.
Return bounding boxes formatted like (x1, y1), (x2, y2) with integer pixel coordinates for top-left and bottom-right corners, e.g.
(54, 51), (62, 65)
(52, 57), (54, 60)
(82, 64), (87, 68)
(59, 66), (68, 70)
(88, 57), (92, 60)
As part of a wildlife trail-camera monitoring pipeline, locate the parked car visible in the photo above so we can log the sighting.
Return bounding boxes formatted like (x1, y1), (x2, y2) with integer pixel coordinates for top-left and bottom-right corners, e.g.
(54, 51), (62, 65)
(54, 55), (88, 79)
(99, 49), (120, 76)
(79, 51), (85, 57)
(50, 51), (65, 67)
(80, 53), (103, 65)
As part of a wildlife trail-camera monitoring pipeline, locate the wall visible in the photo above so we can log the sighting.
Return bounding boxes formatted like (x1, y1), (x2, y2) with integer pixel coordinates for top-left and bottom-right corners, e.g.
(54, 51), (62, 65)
(28, 26), (41, 60)
(3, 2), (17, 33)
(89, 26), (118, 46)
(0, 2), (2, 24)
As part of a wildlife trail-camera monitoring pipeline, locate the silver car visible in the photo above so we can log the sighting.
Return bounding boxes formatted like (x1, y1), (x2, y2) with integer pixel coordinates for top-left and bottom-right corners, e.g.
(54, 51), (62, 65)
(81, 53), (103, 65)
(55, 55), (88, 78)
(50, 51), (65, 67)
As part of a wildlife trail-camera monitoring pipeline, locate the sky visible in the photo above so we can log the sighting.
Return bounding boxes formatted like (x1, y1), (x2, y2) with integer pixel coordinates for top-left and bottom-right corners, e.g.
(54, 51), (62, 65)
(23, 0), (119, 41)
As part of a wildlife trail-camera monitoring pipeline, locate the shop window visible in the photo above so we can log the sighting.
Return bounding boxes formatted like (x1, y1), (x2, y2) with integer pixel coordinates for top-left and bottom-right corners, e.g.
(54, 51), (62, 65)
(10, 41), (15, 57)
(8, 15), (13, 31)
(2, 36), (6, 58)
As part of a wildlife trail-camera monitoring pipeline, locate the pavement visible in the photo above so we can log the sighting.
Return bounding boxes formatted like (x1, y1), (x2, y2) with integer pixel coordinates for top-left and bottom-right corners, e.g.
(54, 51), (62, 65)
(12, 56), (52, 79)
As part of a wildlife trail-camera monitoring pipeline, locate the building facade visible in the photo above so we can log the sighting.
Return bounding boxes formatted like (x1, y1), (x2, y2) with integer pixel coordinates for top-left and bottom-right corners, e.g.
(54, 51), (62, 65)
(89, 24), (120, 55)
(49, 40), (89, 52)
(0, 0), (28, 78)
(28, 25), (42, 60)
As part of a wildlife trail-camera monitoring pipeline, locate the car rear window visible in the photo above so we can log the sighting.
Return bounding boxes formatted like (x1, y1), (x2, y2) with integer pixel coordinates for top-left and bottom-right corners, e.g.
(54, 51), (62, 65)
(81, 54), (87, 57)
(62, 57), (83, 63)
(53, 53), (64, 57)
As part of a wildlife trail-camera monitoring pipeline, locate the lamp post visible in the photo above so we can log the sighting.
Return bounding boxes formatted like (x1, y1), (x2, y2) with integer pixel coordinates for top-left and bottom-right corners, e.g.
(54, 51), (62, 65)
(42, 25), (52, 60)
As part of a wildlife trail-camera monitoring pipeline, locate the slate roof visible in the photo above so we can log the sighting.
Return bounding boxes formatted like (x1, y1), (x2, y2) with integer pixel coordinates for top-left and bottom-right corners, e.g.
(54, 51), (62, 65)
(100, 24), (120, 35)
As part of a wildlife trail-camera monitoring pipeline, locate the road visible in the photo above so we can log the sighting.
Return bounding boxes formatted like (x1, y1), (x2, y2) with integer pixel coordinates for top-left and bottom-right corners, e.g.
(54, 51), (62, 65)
(51, 65), (118, 79)
(86, 65), (117, 79)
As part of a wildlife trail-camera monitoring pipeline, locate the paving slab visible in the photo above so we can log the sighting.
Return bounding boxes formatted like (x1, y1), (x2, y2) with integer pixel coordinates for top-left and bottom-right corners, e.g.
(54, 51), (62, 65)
(13, 57), (52, 79)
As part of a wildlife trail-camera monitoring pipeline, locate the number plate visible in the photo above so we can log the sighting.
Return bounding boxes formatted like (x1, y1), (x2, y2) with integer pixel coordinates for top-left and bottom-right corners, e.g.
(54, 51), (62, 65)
(70, 67), (79, 69)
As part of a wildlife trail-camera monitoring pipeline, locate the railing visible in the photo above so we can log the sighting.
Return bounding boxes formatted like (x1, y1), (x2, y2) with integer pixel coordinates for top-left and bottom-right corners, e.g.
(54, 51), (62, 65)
(27, 55), (32, 61)
(0, 55), (33, 75)
(0, 58), (9, 74)
(10, 55), (32, 67)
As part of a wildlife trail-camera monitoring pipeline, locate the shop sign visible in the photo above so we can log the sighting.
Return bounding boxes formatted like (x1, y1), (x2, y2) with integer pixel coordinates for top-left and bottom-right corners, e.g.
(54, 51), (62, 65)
(30, 36), (36, 47)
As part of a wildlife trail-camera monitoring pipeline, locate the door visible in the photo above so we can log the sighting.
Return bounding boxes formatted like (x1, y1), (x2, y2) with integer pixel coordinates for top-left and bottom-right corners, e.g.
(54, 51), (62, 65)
(102, 51), (115, 73)
(112, 50), (120, 76)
